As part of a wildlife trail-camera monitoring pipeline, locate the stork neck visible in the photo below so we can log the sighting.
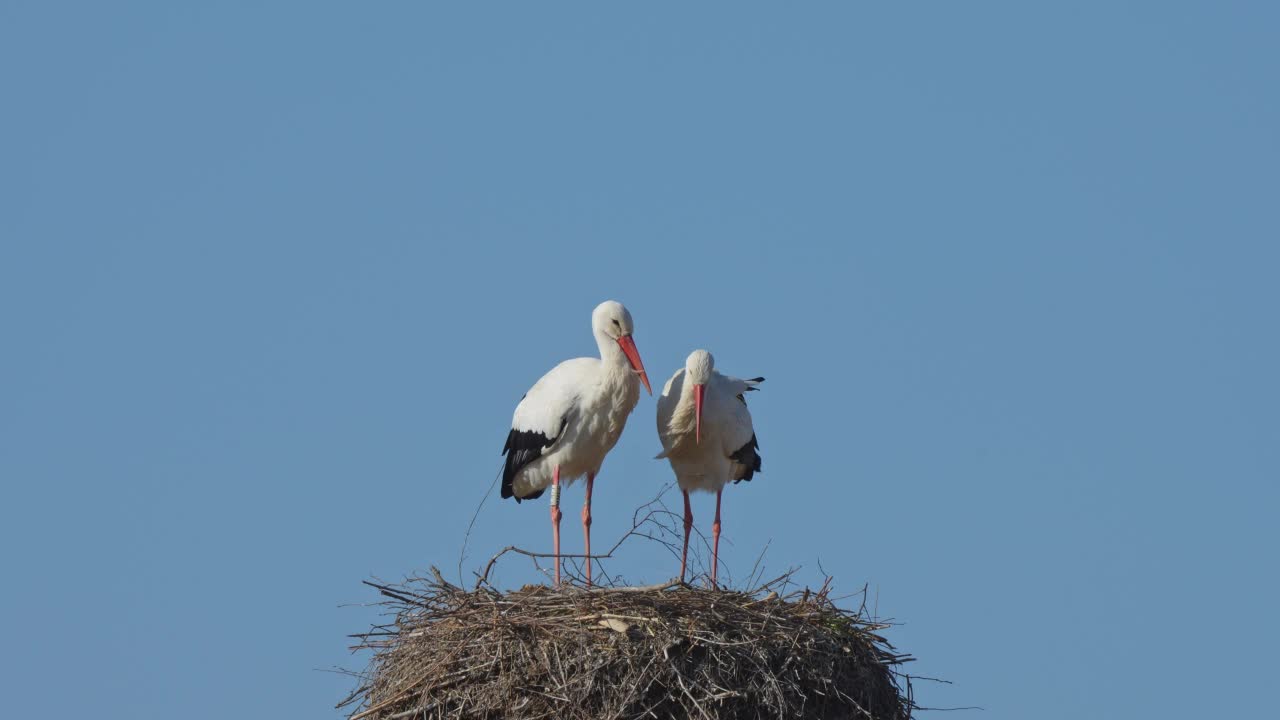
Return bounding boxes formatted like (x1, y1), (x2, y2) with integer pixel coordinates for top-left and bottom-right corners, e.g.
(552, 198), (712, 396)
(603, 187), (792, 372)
(594, 329), (630, 371)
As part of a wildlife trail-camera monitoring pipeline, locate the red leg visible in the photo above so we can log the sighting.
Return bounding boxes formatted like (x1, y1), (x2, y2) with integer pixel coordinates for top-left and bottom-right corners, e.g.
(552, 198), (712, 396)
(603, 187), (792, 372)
(582, 472), (595, 588)
(550, 465), (562, 586)
(680, 490), (693, 583)
(711, 488), (723, 589)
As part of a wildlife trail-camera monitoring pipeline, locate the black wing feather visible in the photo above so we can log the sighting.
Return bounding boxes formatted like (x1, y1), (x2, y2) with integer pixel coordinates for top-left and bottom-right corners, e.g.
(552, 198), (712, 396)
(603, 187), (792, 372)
(729, 433), (762, 483)
(500, 418), (567, 502)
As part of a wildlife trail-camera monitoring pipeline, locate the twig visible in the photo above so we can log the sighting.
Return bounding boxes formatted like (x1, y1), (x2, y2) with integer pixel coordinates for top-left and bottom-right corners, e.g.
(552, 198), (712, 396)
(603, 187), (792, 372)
(587, 580), (681, 594)
(476, 488), (681, 589)
(457, 465), (502, 587)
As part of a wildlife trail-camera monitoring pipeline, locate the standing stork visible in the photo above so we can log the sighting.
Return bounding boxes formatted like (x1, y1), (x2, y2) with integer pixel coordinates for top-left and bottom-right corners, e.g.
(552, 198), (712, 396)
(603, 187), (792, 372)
(656, 349), (763, 587)
(500, 300), (653, 586)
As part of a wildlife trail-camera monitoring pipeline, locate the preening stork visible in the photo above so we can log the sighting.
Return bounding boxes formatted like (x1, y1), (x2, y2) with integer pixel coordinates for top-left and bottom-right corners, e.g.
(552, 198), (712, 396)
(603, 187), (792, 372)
(656, 349), (763, 587)
(500, 300), (653, 586)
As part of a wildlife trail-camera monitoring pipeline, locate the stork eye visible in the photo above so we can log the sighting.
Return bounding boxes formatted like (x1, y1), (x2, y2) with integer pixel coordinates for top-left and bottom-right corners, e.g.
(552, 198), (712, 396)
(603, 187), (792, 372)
(612, 319), (621, 328)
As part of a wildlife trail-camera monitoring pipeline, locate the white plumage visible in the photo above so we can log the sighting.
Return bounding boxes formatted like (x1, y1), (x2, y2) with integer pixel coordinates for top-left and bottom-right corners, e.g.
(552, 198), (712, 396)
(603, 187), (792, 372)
(504, 357), (640, 499)
(500, 300), (652, 585)
(656, 349), (763, 585)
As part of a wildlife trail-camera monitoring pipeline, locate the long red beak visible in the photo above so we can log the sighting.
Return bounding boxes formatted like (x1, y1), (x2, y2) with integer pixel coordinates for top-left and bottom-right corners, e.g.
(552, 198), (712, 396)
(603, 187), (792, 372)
(616, 335), (652, 395)
(694, 383), (705, 444)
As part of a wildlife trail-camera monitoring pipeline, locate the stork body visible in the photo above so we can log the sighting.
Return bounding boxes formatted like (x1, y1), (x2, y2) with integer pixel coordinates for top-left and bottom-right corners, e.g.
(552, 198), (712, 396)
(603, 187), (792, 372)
(656, 349), (762, 586)
(501, 301), (652, 586)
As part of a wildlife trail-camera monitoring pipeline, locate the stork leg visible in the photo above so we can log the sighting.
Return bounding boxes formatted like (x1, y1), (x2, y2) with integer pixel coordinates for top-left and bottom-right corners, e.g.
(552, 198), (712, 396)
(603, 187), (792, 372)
(550, 465), (562, 586)
(711, 488), (723, 589)
(680, 490), (693, 584)
(582, 472), (595, 588)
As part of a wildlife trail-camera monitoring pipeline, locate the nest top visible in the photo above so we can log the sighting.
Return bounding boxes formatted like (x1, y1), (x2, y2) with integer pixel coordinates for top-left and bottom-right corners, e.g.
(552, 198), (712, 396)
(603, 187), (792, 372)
(343, 571), (915, 720)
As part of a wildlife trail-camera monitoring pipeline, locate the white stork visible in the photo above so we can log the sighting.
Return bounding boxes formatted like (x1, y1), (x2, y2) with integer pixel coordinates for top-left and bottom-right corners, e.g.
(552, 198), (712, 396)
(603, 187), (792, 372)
(500, 300), (653, 586)
(655, 349), (763, 586)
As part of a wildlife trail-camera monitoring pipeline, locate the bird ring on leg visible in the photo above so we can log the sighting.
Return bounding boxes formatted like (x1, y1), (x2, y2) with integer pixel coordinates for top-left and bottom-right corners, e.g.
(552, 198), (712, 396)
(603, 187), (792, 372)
(549, 483), (561, 508)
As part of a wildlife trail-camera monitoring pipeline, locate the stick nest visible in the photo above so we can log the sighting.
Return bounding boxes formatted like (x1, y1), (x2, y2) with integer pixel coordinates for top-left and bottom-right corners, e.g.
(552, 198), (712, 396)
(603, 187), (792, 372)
(342, 571), (916, 720)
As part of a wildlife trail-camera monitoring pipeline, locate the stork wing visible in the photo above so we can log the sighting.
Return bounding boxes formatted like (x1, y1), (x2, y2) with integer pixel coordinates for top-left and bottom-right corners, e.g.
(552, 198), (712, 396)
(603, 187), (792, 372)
(715, 373), (763, 482)
(654, 367), (687, 459)
(501, 358), (593, 501)
(723, 374), (764, 400)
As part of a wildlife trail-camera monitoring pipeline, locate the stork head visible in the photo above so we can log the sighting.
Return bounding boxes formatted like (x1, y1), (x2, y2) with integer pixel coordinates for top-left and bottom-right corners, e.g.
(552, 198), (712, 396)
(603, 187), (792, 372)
(592, 300), (652, 395)
(685, 349), (714, 444)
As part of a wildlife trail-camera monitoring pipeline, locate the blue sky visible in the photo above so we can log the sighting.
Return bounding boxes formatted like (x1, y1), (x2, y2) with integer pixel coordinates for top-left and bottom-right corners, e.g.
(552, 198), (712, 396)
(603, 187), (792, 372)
(2, 2), (1277, 718)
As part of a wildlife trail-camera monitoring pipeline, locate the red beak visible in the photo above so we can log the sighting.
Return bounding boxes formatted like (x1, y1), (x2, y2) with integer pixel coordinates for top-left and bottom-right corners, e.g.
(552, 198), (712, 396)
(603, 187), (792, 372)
(616, 335), (652, 395)
(694, 383), (705, 444)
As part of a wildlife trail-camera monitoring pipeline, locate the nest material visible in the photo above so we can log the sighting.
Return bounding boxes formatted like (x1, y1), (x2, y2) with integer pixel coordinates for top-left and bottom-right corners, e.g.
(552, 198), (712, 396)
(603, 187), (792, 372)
(342, 571), (915, 720)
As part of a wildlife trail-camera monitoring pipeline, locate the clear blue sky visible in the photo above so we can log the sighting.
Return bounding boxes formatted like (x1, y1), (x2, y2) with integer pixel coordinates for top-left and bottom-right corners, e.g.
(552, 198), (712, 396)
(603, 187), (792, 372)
(2, 2), (1276, 718)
